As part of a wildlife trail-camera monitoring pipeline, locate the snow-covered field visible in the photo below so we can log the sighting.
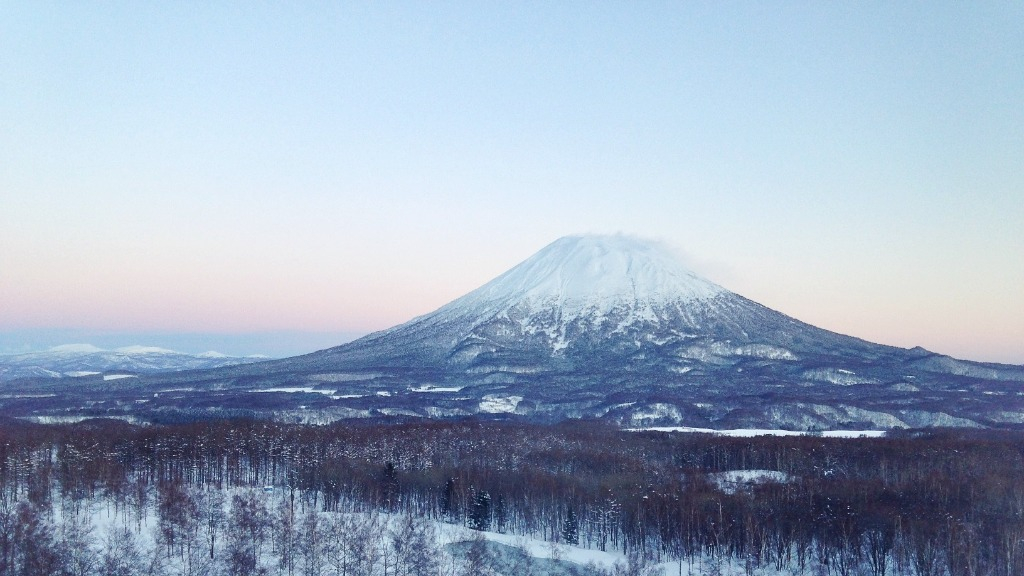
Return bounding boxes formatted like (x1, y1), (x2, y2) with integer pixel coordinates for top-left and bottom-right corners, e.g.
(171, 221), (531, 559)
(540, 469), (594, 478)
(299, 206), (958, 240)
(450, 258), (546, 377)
(254, 387), (337, 395)
(707, 470), (792, 495)
(628, 426), (887, 438)
(478, 394), (523, 413)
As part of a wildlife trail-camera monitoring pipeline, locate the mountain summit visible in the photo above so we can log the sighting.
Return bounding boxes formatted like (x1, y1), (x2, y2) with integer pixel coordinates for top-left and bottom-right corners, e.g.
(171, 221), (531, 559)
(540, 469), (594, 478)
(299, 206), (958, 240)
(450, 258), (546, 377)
(5, 235), (1023, 429)
(412, 235), (725, 351)
(441, 234), (726, 319)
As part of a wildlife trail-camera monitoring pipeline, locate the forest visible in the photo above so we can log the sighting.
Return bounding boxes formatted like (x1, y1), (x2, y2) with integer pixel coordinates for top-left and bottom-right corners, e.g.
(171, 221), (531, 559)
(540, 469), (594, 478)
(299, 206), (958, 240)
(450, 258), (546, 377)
(0, 417), (1021, 576)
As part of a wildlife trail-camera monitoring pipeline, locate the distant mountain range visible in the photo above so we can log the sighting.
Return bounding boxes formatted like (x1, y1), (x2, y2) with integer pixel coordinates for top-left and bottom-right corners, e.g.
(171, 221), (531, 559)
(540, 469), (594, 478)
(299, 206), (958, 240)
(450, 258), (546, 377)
(2, 235), (1022, 429)
(0, 344), (266, 382)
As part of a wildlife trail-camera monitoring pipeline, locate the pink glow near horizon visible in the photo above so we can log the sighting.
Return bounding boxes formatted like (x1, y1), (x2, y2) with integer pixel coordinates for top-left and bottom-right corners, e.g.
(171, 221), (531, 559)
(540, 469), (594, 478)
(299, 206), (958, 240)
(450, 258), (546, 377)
(2, 233), (1021, 364)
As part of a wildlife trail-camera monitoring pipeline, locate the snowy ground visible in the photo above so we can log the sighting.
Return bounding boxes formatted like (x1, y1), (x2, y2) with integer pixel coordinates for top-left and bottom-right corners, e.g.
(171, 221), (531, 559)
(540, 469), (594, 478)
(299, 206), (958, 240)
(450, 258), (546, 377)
(628, 426), (887, 438)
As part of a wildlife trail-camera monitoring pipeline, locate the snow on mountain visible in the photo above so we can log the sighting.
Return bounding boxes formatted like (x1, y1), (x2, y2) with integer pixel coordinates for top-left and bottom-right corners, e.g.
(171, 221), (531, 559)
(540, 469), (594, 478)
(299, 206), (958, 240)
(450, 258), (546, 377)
(419, 236), (724, 342)
(434, 234), (725, 323)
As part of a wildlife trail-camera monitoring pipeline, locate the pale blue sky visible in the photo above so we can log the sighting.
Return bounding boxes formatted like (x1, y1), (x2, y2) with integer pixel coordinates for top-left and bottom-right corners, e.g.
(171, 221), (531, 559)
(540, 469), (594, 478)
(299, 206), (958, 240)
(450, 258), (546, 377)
(1, 2), (1022, 362)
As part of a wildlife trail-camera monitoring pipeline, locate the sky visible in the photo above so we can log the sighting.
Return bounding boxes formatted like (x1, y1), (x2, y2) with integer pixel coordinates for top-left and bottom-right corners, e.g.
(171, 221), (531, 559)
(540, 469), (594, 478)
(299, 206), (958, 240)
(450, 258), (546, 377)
(1, 2), (1021, 362)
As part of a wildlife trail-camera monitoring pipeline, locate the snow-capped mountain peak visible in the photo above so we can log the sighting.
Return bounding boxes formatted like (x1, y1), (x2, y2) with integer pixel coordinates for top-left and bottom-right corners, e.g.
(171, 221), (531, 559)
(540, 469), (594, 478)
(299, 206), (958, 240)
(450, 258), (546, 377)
(474, 234), (722, 303)
(429, 235), (726, 326)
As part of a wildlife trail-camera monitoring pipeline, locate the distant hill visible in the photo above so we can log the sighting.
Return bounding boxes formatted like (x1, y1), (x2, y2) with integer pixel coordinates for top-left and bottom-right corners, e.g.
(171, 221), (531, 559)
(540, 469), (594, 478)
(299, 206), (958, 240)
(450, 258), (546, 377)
(0, 344), (267, 382)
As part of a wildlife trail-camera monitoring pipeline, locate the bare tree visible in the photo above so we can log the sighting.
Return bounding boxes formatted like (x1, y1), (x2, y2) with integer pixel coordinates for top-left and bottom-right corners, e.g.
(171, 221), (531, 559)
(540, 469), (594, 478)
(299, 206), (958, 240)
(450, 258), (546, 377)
(324, 511), (382, 576)
(226, 489), (271, 576)
(347, 512), (383, 576)
(0, 496), (15, 575)
(61, 512), (98, 576)
(99, 527), (144, 576)
(299, 508), (325, 576)
(157, 479), (200, 566)
(275, 495), (300, 576)
(390, 512), (440, 576)
(200, 487), (226, 561)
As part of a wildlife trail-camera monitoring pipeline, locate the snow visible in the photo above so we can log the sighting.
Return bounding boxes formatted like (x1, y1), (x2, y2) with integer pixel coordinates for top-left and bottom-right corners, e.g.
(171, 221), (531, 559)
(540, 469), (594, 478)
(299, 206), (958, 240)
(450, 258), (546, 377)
(709, 470), (792, 494)
(476, 234), (725, 306)
(309, 372), (382, 382)
(628, 403), (683, 425)
(820, 430), (889, 438)
(628, 426), (888, 438)
(0, 393), (56, 398)
(898, 410), (983, 428)
(66, 371), (101, 377)
(803, 367), (879, 385)
(989, 411), (1024, 423)
(479, 394), (523, 413)
(410, 385), (464, 393)
(197, 350), (228, 358)
(407, 235), (727, 346)
(103, 374), (138, 381)
(436, 523), (624, 571)
(22, 414), (146, 424)
(254, 387), (336, 395)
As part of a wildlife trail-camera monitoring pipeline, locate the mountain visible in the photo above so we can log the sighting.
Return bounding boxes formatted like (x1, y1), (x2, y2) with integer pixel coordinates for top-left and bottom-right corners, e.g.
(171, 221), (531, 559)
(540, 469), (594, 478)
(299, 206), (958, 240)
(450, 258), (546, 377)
(0, 344), (266, 382)
(3, 235), (1023, 429)
(312, 235), (896, 370)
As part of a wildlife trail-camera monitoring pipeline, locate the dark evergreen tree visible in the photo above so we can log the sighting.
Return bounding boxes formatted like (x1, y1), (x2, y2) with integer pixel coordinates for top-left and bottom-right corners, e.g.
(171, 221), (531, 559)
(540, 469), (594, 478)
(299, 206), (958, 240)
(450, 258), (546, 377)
(494, 494), (507, 534)
(469, 490), (491, 532)
(562, 506), (579, 545)
(381, 462), (399, 511)
(440, 478), (458, 521)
